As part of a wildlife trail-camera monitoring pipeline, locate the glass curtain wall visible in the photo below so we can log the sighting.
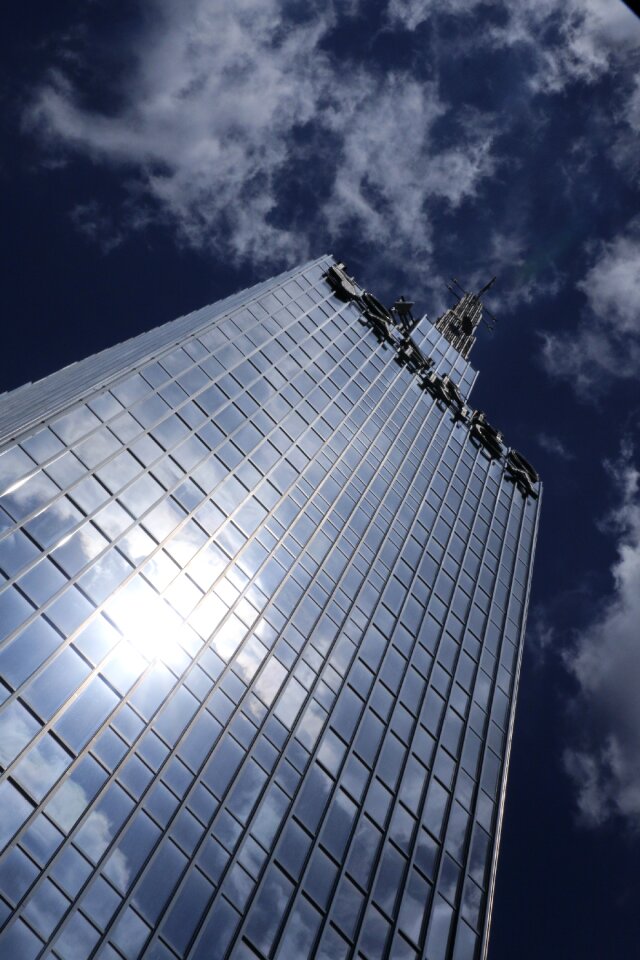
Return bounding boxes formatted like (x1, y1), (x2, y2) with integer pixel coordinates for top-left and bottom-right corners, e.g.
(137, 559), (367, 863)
(0, 256), (540, 960)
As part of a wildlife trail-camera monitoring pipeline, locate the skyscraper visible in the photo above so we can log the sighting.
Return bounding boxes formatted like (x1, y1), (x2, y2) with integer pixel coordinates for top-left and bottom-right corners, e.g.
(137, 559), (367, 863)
(0, 255), (540, 960)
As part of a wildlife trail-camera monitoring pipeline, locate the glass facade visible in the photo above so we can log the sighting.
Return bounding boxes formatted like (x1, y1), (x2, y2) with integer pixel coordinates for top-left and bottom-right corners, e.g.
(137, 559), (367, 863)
(0, 254), (540, 960)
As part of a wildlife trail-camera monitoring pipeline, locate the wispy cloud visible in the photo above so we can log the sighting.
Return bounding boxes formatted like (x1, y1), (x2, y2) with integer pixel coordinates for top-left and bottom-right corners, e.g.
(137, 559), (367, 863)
(563, 446), (640, 827)
(387, 0), (640, 93)
(21, 0), (640, 338)
(537, 433), (574, 460)
(612, 73), (640, 185)
(525, 604), (558, 667)
(26, 0), (334, 263)
(69, 200), (126, 254)
(541, 218), (640, 392)
(324, 80), (496, 263)
(23, 0), (501, 274)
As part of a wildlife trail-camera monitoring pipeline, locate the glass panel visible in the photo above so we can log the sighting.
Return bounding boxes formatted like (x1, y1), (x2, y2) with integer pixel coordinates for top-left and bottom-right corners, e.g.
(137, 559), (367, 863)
(0, 262), (541, 960)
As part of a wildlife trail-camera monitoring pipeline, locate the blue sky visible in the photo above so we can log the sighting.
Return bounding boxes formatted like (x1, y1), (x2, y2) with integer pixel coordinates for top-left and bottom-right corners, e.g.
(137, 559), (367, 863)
(2, 1), (640, 954)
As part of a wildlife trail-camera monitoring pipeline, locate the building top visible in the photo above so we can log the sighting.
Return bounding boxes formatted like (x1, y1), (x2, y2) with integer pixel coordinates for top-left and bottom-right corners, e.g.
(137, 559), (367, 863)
(1, 254), (539, 500)
(434, 277), (497, 360)
(324, 261), (540, 500)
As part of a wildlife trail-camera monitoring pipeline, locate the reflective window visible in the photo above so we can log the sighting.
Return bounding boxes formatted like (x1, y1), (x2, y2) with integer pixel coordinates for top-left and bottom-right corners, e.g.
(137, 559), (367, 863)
(0, 260), (540, 959)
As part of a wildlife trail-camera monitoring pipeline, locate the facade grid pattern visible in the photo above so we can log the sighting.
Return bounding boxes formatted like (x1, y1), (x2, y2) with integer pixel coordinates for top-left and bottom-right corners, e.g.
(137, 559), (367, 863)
(0, 255), (540, 960)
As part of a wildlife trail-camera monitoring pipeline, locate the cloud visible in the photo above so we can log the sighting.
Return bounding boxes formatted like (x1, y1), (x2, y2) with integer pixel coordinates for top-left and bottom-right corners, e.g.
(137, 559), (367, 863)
(563, 447), (640, 826)
(520, 0), (640, 94)
(24, 0), (504, 273)
(387, 0), (640, 94)
(578, 228), (640, 336)
(70, 200), (126, 253)
(612, 73), (640, 184)
(387, 0), (484, 35)
(26, 0), (332, 263)
(324, 79), (496, 262)
(22, 0), (640, 304)
(537, 433), (574, 460)
(541, 219), (640, 392)
(459, 226), (566, 315)
(525, 605), (557, 666)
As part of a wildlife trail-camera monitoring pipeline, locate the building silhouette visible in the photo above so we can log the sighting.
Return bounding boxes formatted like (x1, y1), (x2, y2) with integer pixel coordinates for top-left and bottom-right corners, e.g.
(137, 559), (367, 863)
(0, 255), (540, 960)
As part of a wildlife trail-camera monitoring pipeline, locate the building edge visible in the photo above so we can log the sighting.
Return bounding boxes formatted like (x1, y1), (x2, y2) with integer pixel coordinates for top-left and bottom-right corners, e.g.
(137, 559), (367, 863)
(0, 255), (332, 450)
(480, 484), (543, 960)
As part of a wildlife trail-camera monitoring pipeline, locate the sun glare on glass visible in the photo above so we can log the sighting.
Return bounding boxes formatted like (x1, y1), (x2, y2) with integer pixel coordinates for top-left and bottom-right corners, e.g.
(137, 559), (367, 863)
(105, 578), (188, 663)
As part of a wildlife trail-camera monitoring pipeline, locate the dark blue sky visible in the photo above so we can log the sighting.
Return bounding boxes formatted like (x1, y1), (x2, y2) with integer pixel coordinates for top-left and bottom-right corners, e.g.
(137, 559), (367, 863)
(2, 2), (640, 956)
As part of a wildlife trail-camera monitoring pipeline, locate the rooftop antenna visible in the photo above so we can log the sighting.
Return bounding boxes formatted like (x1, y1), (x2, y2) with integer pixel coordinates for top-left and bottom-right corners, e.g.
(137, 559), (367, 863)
(476, 276), (498, 329)
(477, 276), (497, 296)
(448, 276), (499, 332)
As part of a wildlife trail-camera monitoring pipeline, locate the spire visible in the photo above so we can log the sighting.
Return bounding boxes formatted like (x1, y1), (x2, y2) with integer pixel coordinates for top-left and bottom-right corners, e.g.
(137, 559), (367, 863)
(434, 276), (497, 359)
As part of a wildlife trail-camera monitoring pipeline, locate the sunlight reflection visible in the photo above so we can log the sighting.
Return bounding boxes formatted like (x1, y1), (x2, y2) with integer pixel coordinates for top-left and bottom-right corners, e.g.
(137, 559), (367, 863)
(104, 578), (189, 664)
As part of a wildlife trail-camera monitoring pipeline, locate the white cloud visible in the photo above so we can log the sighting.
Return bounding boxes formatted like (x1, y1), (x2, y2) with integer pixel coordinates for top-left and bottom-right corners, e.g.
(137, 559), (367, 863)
(387, 0), (640, 94)
(324, 80), (496, 262)
(578, 230), (640, 335)
(525, 605), (557, 666)
(23, 0), (640, 300)
(521, 0), (640, 94)
(387, 0), (484, 34)
(541, 220), (640, 391)
(24, 0), (503, 271)
(537, 433), (574, 460)
(563, 448), (640, 826)
(26, 0), (333, 263)
(613, 74), (640, 183)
